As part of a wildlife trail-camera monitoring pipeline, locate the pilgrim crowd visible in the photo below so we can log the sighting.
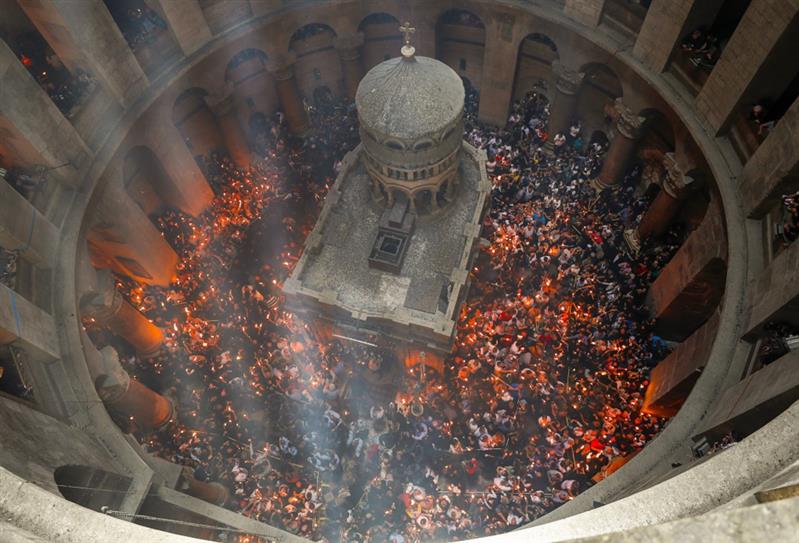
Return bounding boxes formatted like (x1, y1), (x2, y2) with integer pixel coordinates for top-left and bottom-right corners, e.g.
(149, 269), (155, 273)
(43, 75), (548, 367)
(11, 31), (95, 117)
(86, 85), (685, 542)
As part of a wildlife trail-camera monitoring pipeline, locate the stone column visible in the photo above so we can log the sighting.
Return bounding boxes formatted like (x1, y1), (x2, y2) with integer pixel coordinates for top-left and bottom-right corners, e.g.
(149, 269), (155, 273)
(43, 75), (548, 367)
(430, 189), (441, 212)
(89, 180), (178, 287)
(407, 191), (417, 214)
(0, 178), (59, 269)
(268, 55), (310, 135)
(547, 61), (585, 145)
(0, 42), (89, 188)
(152, 0), (213, 56)
(139, 113), (215, 217)
(477, 18), (519, 127)
(744, 231), (799, 340)
(370, 177), (384, 202)
(633, 0), (700, 73)
(594, 98), (646, 189)
(625, 153), (694, 255)
(177, 467), (230, 506)
(0, 283), (60, 361)
(97, 371), (174, 432)
(210, 95), (251, 170)
(81, 275), (164, 357)
(642, 315), (718, 418)
(697, 349), (799, 442)
(19, 0), (148, 107)
(335, 33), (365, 101)
(647, 200), (726, 341)
(445, 178), (456, 201)
(738, 95), (799, 219)
(696, 0), (799, 135)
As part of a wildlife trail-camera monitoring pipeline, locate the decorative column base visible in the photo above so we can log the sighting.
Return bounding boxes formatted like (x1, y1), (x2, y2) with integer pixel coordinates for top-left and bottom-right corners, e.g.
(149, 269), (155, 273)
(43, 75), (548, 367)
(624, 228), (642, 257)
(98, 376), (176, 433)
(590, 176), (614, 191)
(178, 467), (230, 506)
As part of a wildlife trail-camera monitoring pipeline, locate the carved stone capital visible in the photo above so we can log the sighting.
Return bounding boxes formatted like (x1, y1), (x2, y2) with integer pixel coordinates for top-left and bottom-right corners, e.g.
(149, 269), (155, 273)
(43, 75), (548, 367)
(553, 61), (584, 96)
(95, 352), (132, 403)
(613, 98), (646, 139)
(661, 152), (695, 199)
(98, 346), (131, 391)
(81, 285), (124, 322)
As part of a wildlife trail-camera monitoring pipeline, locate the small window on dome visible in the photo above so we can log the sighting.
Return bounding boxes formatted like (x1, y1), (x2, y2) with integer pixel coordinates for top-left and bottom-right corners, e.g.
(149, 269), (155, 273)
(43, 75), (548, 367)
(414, 140), (433, 151)
(386, 140), (404, 150)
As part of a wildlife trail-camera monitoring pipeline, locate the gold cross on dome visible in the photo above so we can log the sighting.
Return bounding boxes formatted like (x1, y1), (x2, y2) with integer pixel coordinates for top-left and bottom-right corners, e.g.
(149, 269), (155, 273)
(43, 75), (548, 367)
(399, 22), (416, 47)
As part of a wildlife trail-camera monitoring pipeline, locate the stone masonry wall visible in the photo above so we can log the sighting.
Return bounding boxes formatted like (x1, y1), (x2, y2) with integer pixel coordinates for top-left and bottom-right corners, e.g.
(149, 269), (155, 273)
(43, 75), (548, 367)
(633, 0), (695, 73)
(696, 0), (799, 134)
(738, 95), (799, 218)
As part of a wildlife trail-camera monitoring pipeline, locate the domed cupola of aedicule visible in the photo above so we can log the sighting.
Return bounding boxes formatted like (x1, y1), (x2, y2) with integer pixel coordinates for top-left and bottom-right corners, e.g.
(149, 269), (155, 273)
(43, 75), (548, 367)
(355, 23), (465, 215)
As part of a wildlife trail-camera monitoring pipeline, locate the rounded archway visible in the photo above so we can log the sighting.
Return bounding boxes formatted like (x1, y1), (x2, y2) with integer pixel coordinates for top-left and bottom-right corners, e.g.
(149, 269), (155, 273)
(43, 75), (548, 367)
(225, 48), (277, 119)
(288, 23), (342, 102)
(171, 88), (226, 168)
(436, 9), (486, 91)
(358, 12), (402, 70)
(513, 33), (559, 101)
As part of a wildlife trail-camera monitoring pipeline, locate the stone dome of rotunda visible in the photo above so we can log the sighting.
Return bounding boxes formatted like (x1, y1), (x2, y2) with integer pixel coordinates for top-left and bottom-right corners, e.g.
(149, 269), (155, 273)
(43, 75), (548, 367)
(355, 52), (465, 142)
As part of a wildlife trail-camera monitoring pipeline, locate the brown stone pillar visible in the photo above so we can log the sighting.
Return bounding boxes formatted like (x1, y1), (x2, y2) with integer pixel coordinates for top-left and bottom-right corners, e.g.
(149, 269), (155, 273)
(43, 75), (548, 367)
(141, 113), (215, 217)
(0, 42), (89, 188)
(0, 177), (59, 269)
(152, 0), (213, 56)
(88, 181), (179, 287)
(211, 95), (251, 169)
(633, 0), (700, 73)
(81, 272), (164, 357)
(178, 467), (230, 506)
(646, 200), (726, 341)
(594, 98), (646, 189)
(642, 314), (718, 418)
(547, 61), (585, 146)
(268, 55), (310, 135)
(696, 0), (799, 135)
(625, 153), (695, 255)
(19, 0), (147, 106)
(97, 372), (174, 432)
(477, 21), (519, 127)
(335, 33), (365, 101)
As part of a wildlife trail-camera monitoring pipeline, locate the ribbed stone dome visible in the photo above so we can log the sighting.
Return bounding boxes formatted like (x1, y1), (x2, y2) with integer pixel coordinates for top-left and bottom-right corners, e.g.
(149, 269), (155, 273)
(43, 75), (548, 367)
(355, 54), (465, 141)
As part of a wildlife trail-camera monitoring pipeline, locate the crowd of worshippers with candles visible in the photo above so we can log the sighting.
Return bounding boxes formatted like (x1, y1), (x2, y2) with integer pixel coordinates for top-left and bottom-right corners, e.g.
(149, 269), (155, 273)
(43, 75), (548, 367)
(85, 82), (685, 543)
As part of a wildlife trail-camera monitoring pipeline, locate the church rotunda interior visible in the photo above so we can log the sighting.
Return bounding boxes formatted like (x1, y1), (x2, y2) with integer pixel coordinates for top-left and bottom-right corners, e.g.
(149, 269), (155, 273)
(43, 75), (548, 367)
(1, 1), (799, 542)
